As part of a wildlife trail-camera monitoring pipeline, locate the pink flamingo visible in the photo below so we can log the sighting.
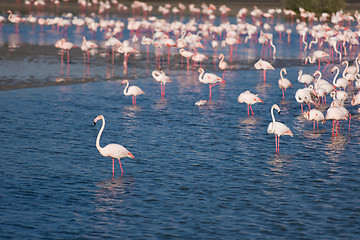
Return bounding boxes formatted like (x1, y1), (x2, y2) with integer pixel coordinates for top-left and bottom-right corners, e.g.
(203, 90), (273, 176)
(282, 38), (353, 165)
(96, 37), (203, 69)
(254, 59), (275, 82)
(267, 104), (293, 153)
(237, 90), (264, 116)
(7, 10), (21, 33)
(278, 68), (292, 99)
(218, 53), (229, 79)
(152, 70), (172, 97)
(94, 115), (135, 176)
(198, 68), (225, 100)
(121, 80), (145, 105)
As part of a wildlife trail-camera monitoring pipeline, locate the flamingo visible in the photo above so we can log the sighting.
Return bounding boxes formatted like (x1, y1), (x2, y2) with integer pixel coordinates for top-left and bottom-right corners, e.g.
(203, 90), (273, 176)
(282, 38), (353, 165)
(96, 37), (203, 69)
(303, 109), (325, 130)
(179, 49), (194, 69)
(305, 50), (330, 72)
(254, 59), (275, 82)
(81, 36), (98, 64)
(7, 10), (21, 33)
(325, 107), (348, 136)
(298, 70), (314, 87)
(331, 66), (349, 91)
(237, 90), (264, 116)
(267, 104), (293, 153)
(94, 115), (135, 176)
(278, 68), (292, 99)
(218, 53), (229, 79)
(152, 70), (172, 97)
(295, 86), (317, 113)
(198, 68), (225, 100)
(121, 80), (145, 105)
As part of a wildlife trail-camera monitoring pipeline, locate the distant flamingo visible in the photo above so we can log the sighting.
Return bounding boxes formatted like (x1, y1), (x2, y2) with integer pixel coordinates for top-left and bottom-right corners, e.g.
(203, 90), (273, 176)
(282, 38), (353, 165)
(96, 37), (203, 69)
(198, 68), (225, 100)
(81, 36), (98, 64)
(7, 10), (21, 33)
(267, 104), (293, 153)
(121, 80), (145, 105)
(237, 90), (264, 116)
(218, 53), (229, 79)
(278, 68), (292, 99)
(94, 115), (135, 176)
(152, 70), (172, 97)
(179, 49), (194, 70)
(254, 59), (275, 82)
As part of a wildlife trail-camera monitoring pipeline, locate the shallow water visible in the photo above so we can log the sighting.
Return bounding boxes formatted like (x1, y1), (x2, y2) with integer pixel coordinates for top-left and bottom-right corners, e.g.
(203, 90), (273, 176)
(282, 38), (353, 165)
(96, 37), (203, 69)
(1, 10), (360, 239)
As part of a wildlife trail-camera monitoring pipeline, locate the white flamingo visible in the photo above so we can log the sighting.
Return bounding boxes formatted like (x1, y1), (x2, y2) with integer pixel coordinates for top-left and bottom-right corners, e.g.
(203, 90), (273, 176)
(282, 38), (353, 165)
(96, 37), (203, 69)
(278, 68), (292, 99)
(303, 109), (325, 130)
(121, 80), (145, 105)
(94, 115), (135, 176)
(267, 104), (293, 153)
(152, 70), (172, 97)
(237, 90), (264, 116)
(198, 68), (225, 100)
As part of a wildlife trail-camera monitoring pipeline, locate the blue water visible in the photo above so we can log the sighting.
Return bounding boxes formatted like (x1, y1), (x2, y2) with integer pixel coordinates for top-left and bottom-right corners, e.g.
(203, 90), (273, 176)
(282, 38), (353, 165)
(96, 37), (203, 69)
(1, 6), (360, 239)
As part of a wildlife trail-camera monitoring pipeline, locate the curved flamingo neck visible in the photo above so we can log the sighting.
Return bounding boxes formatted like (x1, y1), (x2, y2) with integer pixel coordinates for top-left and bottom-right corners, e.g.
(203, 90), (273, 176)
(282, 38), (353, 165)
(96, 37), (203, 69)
(298, 70), (302, 80)
(343, 61), (349, 77)
(96, 117), (105, 153)
(198, 68), (204, 81)
(123, 81), (130, 96)
(271, 106), (276, 132)
(280, 69), (285, 80)
(332, 67), (339, 85)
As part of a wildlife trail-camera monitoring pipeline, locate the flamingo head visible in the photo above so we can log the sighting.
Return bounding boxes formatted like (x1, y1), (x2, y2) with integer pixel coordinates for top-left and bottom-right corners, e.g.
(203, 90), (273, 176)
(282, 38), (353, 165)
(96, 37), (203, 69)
(94, 115), (104, 125)
(127, 151), (135, 159)
(198, 68), (204, 73)
(255, 96), (264, 103)
(121, 80), (128, 85)
(303, 111), (310, 120)
(273, 104), (281, 114)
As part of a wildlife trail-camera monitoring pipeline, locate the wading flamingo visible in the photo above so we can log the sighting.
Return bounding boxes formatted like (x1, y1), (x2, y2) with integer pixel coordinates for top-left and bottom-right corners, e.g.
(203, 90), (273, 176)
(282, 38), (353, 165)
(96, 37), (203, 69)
(94, 115), (135, 176)
(237, 90), (264, 116)
(298, 70), (314, 87)
(278, 68), (292, 99)
(267, 104), (293, 153)
(305, 50), (329, 72)
(254, 59), (275, 82)
(121, 80), (145, 105)
(303, 109), (325, 130)
(218, 53), (229, 79)
(198, 68), (225, 100)
(152, 70), (172, 97)
(325, 107), (348, 136)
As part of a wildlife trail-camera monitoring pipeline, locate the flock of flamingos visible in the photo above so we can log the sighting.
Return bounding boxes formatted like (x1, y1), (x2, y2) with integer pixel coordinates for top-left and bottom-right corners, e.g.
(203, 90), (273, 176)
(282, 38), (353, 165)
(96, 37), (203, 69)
(4, 0), (360, 175)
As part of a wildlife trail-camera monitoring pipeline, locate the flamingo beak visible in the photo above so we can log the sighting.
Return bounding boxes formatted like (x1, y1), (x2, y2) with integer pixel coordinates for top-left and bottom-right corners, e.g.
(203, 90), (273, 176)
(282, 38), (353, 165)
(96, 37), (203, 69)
(127, 151), (135, 159)
(259, 99), (264, 103)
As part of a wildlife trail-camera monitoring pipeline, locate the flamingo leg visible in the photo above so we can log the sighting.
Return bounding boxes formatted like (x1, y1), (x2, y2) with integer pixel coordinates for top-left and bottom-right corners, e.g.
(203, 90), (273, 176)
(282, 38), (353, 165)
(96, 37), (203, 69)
(332, 120), (335, 136)
(282, 89), (285, 99)
(112, 159), (115, 177)
(277, 135), (280, 153)
(313, 121), (316, 130)
(275, 134), (278, 153)
(247, 104), (250, 116)
(118, 159), (124, 175)
(249, 105), (254, 115)
(349, 114), (351, 131)
(263, 69), (266, 82)
(209, 84), (212, 100)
